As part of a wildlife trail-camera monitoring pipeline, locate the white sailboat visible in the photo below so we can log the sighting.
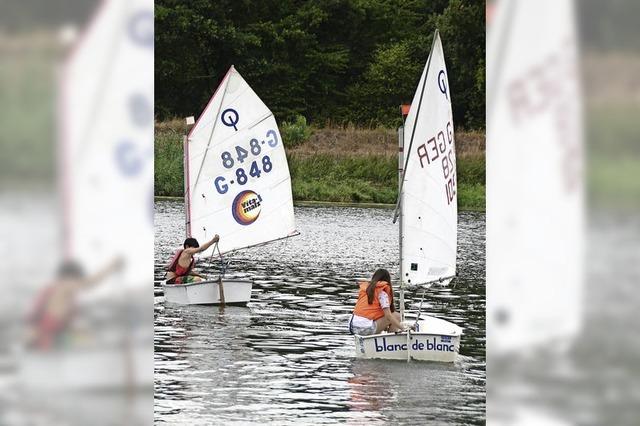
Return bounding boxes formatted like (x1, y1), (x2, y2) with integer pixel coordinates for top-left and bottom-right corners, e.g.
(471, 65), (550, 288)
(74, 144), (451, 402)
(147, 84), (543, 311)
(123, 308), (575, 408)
(19, 0), (154, 392)
(163, 65), (298, 305)
(354, 30), (463, 362)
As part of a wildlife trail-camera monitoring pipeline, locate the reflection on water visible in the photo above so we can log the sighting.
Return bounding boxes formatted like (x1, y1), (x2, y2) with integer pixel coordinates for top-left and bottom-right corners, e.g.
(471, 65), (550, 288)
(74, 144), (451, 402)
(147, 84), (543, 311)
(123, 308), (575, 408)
(155, 202), (486, 424)
(488, 211), (640, 425)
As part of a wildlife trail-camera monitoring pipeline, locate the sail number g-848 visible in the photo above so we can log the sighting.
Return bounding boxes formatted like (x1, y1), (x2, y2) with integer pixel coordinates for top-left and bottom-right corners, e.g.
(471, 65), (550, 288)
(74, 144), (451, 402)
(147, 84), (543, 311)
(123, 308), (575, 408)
(415, 121), (457, 205)
(214, 129), (278, 194)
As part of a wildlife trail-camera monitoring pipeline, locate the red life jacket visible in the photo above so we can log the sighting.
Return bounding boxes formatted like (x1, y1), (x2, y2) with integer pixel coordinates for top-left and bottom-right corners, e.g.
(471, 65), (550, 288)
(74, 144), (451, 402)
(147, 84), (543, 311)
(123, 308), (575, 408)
(27, 283), (73, 350)
(353, 281), (394, 321)
(166, 249), (195, 277)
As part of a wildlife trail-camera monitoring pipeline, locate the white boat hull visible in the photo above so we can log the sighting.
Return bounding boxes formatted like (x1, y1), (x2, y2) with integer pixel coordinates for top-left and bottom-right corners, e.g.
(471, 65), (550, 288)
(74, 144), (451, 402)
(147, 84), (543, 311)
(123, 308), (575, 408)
(354, 315), (462, 362)
(18, 345), (153, 391)
(163, 279), (252, 305)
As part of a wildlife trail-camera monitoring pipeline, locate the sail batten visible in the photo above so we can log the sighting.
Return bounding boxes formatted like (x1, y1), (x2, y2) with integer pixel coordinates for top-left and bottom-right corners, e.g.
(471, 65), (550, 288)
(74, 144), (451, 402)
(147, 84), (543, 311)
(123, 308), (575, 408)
(186, 66), (297, 255)
(400, 30), (457, 287)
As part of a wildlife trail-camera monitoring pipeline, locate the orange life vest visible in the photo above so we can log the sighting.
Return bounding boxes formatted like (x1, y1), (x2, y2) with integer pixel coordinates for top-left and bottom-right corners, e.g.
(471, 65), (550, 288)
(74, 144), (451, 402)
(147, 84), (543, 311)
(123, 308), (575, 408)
(353, 281), (394, 321)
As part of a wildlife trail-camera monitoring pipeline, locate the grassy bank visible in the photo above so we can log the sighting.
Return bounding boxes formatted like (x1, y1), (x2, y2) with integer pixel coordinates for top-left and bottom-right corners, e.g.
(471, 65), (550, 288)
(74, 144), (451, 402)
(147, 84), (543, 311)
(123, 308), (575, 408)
(155, 120), (485, 210)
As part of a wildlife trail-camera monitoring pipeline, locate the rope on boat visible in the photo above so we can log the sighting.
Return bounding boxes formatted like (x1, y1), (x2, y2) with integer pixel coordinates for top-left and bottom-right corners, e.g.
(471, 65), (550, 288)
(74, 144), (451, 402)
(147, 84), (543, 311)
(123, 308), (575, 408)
(211, 242), (226, 306)
(411, 274), (456, 329)
(406, 328), (411, 363)
(414, 287), (428, 329)
(208, 242), (229, 279)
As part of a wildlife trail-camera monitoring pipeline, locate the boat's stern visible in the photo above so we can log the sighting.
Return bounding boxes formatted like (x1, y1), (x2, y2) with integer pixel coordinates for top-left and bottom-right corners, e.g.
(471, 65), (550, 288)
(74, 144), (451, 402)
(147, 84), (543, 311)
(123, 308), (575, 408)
(354, 315), (463, 362)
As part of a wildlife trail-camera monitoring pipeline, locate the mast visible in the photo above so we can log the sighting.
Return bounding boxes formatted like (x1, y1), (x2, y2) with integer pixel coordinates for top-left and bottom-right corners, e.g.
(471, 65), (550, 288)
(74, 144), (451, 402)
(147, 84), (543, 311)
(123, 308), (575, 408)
(184, 116), (195, 237)
(398, 103), (411, 321)
(398, 122), (405, 321)
(183, 134), (190, 238)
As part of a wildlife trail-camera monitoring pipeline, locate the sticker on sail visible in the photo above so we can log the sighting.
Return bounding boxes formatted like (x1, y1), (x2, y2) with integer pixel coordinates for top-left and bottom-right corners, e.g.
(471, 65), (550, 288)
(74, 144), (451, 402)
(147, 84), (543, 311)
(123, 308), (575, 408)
(232, 190), (262, 225)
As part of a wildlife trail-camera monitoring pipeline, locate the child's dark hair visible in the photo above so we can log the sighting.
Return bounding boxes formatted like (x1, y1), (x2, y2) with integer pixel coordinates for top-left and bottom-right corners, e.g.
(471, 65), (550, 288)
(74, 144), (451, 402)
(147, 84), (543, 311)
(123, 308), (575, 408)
(183, 237), (200, 249)
(366, 268), (394, 311)
(57, 260), (85, 279)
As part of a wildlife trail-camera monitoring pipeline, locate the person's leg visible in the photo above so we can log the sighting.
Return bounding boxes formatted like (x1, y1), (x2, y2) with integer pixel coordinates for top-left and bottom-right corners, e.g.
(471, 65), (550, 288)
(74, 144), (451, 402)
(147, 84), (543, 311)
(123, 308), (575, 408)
(375, 317), (391, 333)
(387, 312), (403, 332)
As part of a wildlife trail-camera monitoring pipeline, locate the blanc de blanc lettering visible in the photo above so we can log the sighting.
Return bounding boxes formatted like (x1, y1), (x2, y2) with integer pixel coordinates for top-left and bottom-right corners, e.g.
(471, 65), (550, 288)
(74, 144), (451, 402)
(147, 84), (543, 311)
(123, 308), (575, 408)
(374, 337), (455, 352)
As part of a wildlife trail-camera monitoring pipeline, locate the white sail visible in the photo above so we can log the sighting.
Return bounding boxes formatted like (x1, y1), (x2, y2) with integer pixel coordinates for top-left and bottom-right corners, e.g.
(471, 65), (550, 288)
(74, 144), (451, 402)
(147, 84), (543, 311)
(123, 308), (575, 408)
(487, 0), (583, 353)
(62, 0), (154, 292)
(187, 66), (297, 255)
(399, 31), (457, 287)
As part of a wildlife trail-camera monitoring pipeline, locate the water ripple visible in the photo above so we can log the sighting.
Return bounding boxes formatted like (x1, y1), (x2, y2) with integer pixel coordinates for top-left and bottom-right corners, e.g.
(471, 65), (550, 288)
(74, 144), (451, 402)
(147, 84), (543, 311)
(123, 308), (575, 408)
(155, 202), (485, 424)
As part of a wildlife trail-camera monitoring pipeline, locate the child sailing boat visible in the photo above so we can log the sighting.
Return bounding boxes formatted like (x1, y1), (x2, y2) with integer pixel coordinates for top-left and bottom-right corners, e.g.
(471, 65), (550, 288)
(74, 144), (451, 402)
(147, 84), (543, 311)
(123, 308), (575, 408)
(165, 235), (220, 284)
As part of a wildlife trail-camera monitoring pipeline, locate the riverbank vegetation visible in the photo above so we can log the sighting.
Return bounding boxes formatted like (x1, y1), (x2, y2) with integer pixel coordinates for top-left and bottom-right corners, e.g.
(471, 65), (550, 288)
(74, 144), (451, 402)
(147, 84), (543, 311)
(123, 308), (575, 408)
(155, 119), (485, 210)
(155, 0), (486, 210)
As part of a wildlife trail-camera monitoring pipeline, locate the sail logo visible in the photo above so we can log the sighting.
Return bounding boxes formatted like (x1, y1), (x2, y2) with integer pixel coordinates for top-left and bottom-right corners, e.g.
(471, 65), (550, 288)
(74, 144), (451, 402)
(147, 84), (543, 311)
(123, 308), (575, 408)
(221, 108), (239, 131)
(232, 190), (262, 225)
(438, 69), (448, 100)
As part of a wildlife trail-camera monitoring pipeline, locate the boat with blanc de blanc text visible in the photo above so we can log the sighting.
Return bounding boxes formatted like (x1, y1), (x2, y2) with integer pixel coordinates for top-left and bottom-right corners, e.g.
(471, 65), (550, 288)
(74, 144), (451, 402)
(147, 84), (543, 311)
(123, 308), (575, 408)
(353, 30), (463, 362)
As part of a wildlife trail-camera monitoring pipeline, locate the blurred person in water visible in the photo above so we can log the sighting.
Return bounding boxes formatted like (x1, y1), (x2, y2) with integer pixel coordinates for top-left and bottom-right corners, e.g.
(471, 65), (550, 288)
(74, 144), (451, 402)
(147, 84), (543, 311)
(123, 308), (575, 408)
(349, 268), (407, 335)
(26, 257), (124, 350)
(165, 235), (219, 284)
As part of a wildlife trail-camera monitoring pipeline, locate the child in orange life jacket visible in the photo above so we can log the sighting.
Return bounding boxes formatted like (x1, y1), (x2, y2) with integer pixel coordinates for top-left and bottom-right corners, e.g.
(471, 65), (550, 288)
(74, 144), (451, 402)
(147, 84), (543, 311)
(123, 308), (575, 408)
(349, 268), (406, 335)
(166, 235), (219, 284)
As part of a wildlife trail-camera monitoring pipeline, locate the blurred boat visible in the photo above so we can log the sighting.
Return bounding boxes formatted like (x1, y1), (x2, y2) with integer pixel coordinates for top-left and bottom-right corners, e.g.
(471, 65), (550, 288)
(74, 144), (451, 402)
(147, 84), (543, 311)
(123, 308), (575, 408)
(354, 30), (463, 362)
(15, 0), (155, 393)
(18, 344), (151, 391)
(163, 66), (298, 305)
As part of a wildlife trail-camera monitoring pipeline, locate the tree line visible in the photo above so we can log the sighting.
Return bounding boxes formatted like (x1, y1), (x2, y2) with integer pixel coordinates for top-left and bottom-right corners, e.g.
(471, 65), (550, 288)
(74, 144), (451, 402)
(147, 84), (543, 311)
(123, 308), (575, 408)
(156, 0), (485, 129)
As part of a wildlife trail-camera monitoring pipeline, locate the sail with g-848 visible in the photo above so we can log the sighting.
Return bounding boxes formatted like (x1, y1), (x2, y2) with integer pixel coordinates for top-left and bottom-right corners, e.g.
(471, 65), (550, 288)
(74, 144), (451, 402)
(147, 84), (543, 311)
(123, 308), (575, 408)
(164, 66), (298, 306)
(186, 65), (298, 256)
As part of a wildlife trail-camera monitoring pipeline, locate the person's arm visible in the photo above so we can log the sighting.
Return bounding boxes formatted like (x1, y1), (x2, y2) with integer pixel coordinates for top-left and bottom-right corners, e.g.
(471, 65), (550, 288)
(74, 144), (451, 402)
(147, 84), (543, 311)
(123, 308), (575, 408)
(76, 257), (125, 290)
(183, 234), (219, 255)
(383, 307), (405, 331)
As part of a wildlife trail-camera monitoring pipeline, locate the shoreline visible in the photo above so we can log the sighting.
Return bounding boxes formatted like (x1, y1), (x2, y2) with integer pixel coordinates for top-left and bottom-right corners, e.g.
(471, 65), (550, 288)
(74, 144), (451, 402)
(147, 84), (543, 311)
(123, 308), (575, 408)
(154, 196), (485, 212)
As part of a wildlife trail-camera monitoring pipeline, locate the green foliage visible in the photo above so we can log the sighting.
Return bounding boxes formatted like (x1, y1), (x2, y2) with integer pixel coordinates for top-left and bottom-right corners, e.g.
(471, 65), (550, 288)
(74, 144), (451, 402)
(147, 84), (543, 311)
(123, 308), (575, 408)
(435, 0), (486, 128)
(154, 130), (183, 196)
(288, 153), (397, 202)
(456, 153), (485, 186)
(154, 124), (485, 209)
(280, 115), (312, 148)
(0, 44), (55, 183)
(580, 0), (640, 52)
(155, 0), (485, 129)
(456, 183), (485, 211)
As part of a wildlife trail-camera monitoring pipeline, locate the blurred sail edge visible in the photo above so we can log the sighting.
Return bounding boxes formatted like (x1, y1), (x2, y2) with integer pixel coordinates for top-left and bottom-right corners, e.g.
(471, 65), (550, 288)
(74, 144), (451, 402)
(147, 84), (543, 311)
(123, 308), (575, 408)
(1, 1), (154, 425)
